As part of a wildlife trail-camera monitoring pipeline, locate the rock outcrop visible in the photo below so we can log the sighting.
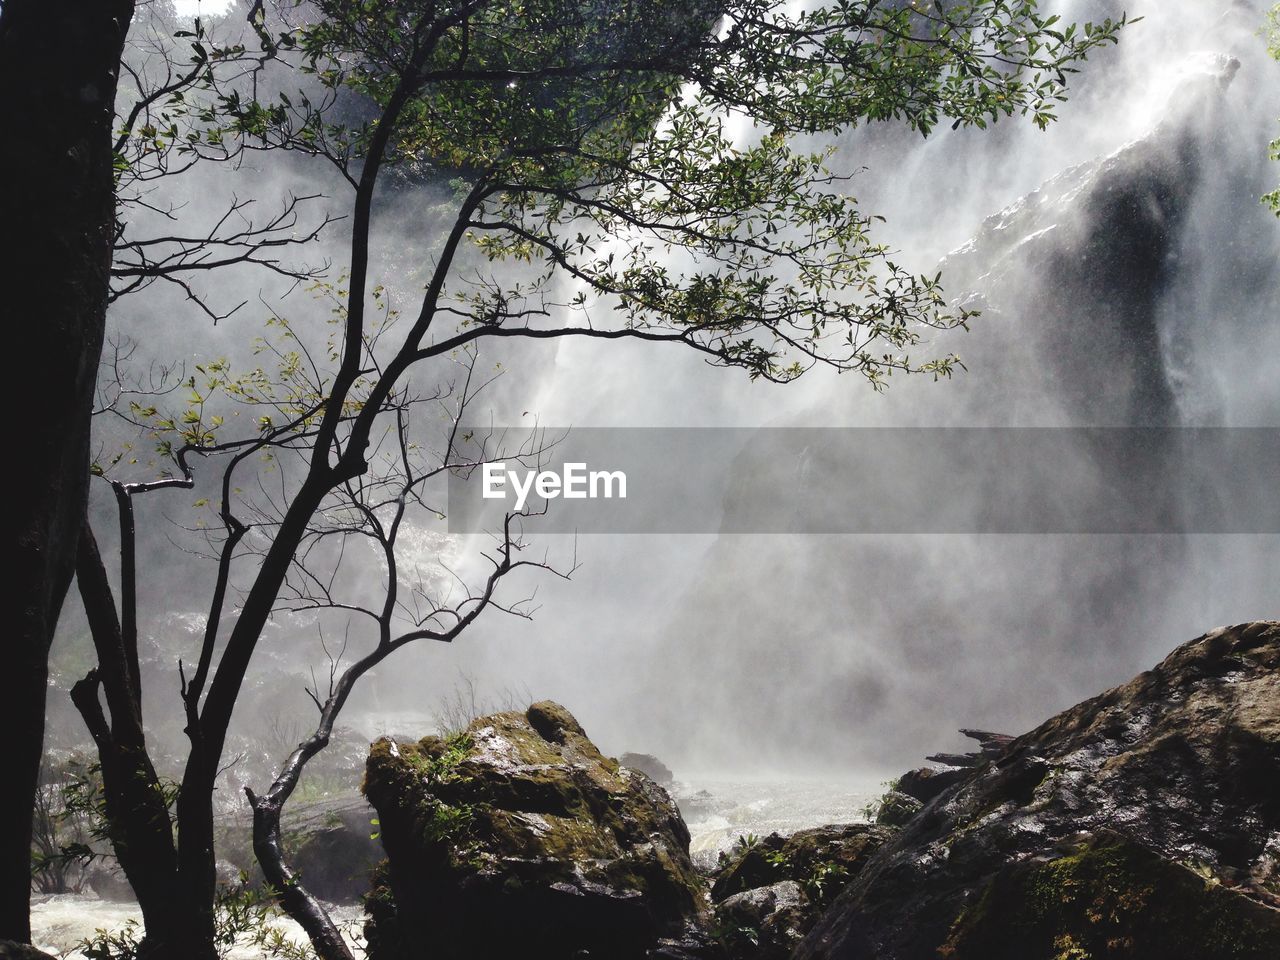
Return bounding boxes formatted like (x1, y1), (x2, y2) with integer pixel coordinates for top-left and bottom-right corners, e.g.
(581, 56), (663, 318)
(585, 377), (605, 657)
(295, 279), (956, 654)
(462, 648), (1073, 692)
(621, 752), (676, 787)
(361, 701), (711, 959)
(709, 825), (895, 959)
(795, 621), (1280, 959)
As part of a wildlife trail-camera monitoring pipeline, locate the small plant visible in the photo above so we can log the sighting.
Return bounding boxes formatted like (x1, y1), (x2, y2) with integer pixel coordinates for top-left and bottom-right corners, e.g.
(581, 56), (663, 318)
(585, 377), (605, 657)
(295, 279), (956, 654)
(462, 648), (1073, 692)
(80, 920), (143, 960)
(30, 757), (103, 894)
(861, 779), (901, 821)
(763, 849), (790, 870)
(403, 732), (485, 861)
(709, 915), (761, 951)
(803, 860), (850, 905)
(76, 881), (327, 960)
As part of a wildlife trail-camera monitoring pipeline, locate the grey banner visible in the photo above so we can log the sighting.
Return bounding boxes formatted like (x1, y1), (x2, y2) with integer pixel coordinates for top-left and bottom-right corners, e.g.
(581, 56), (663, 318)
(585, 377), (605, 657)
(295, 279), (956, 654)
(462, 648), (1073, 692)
(444, 428), (1280, 534)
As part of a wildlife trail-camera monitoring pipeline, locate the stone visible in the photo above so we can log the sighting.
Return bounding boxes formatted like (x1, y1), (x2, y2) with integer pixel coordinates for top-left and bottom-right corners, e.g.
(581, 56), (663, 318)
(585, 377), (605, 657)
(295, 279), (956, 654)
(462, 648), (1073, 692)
(362, 701), (708, 959)
(710, 824), (892, 904)
(716, 881), (807, 960)
(894, 767), (969, 805)
(621, 752), (676, 786)
(872, 791), (922, 828)
(795, 622), (1280, 959)
(0, 943), (55, 960)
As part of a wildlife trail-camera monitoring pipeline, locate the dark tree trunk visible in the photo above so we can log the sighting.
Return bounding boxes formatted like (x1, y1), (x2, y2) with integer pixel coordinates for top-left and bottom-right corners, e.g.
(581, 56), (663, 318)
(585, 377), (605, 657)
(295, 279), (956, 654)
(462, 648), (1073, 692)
(73, 523), (198, 958)
(0, 0), (134, 942)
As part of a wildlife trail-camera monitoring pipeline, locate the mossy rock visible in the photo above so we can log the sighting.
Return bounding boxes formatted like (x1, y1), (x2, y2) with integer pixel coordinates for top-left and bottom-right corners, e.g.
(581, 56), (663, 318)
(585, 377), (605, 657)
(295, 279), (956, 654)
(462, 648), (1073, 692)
(794, 622), (1280, 960)
(873, 791), (923, 828)
(362, 701), (709, 960)
(939, 831), (1280, 960)
(711, 824), (893, 903)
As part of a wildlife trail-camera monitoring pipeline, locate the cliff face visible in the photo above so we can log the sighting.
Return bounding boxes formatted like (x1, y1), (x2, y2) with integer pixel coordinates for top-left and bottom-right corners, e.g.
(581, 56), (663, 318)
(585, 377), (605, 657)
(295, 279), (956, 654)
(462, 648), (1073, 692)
(795, 621), (1280, 960)
(933, 53), (1244, 427)
(647, 38), (1280, 775)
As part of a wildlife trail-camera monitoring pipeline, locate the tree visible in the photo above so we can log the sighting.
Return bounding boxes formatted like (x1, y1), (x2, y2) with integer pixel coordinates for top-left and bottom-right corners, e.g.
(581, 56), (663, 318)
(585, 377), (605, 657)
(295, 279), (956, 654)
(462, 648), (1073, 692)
(70, 1), (1126, 958)
(1, 1), (329, 941)
(0, 0), (136, 942)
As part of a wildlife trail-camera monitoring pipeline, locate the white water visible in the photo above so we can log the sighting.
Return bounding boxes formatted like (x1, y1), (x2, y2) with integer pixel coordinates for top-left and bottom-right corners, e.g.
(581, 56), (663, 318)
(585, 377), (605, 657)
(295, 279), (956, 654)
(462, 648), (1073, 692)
(30, 776), (876, 957)
(30, 895), (365, 960)
(678, 776), (884, 867)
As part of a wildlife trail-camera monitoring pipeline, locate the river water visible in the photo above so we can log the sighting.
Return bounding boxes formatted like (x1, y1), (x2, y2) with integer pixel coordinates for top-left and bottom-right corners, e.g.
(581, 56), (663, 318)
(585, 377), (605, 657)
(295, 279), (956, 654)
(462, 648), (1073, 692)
(30, 775), (879, 957)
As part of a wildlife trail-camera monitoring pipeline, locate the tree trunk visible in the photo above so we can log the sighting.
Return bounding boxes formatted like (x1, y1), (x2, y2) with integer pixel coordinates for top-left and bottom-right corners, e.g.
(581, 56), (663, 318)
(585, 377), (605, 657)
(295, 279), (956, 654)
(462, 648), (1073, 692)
(0, 0), (134, 942)
(74, 524), (198, 959)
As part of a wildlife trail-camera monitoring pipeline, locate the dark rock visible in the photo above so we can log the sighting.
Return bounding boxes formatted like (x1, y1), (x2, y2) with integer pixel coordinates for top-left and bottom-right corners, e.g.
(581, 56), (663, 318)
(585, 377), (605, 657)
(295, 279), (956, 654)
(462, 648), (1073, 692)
(795, 622), (1280, 960)
(212, 790), (379, 901)
(895, 767), (968, 805)
(934, 53), (1245, 427)
(708, 825), (894, 957)
(362, 701), (708, 960)
(957, 729), (1015, 758)
(923, 752), (981, 768)
(873, 792), (923, 828)
(675, 788), (718, 823)
(214, 858), (244, 890)
(716, 881), (807, 960)
(621, 752), (676, 786)
(711, 837), (788, 902)
(284, 794), (382, 902)
(83, 860), (133, 901)
(938, 830), (1280, 960)
(0, 943), (55, 960)
(710, 824), (892, 904)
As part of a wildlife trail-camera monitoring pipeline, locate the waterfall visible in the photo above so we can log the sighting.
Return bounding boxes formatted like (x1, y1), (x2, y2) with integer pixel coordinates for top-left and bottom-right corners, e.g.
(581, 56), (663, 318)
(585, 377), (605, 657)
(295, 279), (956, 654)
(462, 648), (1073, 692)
(403, 0), (1280, 776)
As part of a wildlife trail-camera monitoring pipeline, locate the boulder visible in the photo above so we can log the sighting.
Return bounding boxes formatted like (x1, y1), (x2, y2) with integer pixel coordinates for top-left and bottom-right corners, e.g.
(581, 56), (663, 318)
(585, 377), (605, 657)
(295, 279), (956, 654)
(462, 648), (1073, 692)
(707, 824), (895, 957)
(894, 767), (968, 805)
(284, 794), (382, 902)
(796, 622), (1280, 959)
(0, 944), (55, 960)
(716, 881), (807, 960)
(621, 752), (676, 786)
(711, 824), (892, 903)
(362, 701), (710, 959)
(872, 792), (922, 829)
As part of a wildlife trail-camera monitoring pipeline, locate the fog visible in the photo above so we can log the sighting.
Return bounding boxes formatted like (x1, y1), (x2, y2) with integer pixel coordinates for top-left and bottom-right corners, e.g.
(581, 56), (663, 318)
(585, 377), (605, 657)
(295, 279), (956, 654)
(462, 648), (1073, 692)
(52, 0), (1280, 799)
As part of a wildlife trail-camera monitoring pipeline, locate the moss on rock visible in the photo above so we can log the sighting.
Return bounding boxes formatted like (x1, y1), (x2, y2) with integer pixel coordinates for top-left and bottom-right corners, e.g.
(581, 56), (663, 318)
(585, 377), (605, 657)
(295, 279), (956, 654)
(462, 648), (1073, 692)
(939, 831), (1280, 959)
(362, 702), (709, 960)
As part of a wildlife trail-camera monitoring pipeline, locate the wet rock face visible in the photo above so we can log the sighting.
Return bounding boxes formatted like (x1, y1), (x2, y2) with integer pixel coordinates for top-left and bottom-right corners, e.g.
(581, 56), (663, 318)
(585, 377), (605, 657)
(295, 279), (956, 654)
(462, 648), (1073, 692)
(796, 621), (1280, 960)
(361, 701), (709, 960)
(936, 52), (1244, 427)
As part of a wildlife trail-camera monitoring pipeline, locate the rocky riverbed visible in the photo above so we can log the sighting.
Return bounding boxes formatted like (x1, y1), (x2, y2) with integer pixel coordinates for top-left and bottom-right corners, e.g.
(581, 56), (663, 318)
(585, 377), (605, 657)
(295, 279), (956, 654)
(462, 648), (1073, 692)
(26, 622), (1280, 960)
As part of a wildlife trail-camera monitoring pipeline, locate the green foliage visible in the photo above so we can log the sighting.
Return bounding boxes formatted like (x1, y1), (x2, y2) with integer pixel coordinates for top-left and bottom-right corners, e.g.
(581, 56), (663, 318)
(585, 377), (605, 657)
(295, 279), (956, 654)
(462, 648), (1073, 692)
(404, 732), (483, 854)
(202, 0), (1128, 388)
(709, 914), (762, 951)
(30, 758), (103, 894)
(860, 776), (904, 820)
(77, 882), (324, 960)
(802, 859), (850, 905)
